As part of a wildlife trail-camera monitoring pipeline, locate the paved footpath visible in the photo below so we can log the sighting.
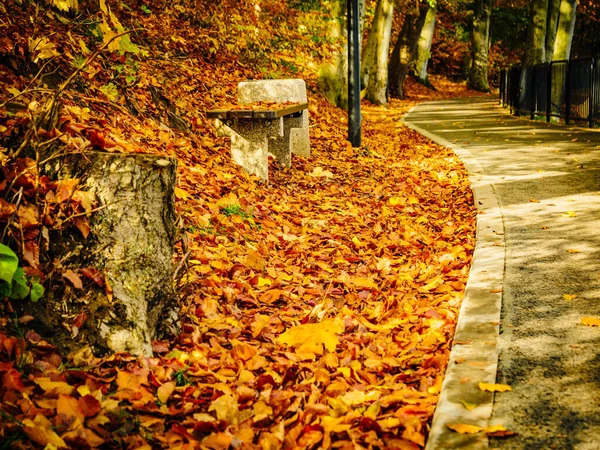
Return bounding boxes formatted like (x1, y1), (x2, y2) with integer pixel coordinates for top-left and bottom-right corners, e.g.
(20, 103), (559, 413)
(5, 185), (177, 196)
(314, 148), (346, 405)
(404, 97), (600, 450)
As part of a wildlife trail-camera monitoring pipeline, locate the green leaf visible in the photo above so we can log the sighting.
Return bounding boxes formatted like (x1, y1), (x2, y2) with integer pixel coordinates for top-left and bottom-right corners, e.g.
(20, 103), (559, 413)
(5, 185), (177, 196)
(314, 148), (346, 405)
(99, 83), (119, 102)
(0, 244), (18, 284)
(0, 281), (11, 298)
(10, 267), (29, 300)
(118, 35), (141, 55)
(30, 281), (44, 302)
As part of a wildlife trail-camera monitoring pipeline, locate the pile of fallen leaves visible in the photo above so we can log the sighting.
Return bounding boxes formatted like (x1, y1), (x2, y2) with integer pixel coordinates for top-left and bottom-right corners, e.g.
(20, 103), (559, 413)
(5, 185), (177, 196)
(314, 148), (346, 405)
(0, 0), (483, 448)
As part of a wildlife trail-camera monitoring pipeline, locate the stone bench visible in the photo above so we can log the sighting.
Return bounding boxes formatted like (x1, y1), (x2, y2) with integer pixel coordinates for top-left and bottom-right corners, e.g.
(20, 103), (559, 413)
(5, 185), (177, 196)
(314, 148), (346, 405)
(207, 79), (311, 181)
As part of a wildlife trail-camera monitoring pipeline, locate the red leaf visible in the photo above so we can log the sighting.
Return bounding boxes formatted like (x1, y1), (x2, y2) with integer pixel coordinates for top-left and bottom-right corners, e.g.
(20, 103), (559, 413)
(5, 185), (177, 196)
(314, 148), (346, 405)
(89, 130), (105, 149)
(62, 270), (83, 289)
(78, 395), (101, 417)
(3, 368), (25, 392)
(80, 268), (105, 287)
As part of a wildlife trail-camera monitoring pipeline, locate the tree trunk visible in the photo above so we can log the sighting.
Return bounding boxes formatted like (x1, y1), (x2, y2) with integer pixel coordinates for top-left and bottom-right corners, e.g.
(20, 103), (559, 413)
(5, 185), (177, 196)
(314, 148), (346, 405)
(552, 0), (577, 60)
(467, 0), (492, 92)
(545, 0), (561, 62)
(411, 3), (437, 87)
(360, 0), (394, 105)
(318, 0), (349, 108)
(318, 0), (366, 108)
(31, 152), (179, 357)
(523, 0), (561, 65)
(388, 3), (428, 99)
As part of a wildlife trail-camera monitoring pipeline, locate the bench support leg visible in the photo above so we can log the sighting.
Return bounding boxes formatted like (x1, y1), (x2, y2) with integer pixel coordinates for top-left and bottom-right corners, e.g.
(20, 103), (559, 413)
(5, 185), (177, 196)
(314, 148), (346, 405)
(216, 118), (283, 181)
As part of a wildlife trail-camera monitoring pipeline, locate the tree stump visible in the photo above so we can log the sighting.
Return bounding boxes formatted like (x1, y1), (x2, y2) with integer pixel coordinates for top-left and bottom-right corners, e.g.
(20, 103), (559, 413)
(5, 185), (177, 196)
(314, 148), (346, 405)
(32, 152), (179, 357)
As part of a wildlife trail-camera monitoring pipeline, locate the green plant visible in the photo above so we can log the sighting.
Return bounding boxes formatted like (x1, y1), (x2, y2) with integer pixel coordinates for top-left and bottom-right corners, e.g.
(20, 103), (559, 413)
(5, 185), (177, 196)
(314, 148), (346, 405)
(0, 244), (44, 302)
(172, 367), (192, 386)
(220, 204), (252, 219)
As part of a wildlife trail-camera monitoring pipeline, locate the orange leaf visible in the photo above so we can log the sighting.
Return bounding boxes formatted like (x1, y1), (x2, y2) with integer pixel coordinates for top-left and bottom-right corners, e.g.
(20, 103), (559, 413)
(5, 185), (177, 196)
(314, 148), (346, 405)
(56, 394), (85, 430)
(582, 317), (600, 327)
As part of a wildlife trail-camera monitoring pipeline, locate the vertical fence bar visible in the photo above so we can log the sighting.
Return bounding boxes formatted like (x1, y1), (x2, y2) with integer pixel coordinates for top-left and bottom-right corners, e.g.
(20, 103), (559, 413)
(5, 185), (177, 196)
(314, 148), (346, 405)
(590, 58), (595, 128)
(547, 63), (552, 122)
(530, 65), (536, 120)
(566, 60), (571, 125)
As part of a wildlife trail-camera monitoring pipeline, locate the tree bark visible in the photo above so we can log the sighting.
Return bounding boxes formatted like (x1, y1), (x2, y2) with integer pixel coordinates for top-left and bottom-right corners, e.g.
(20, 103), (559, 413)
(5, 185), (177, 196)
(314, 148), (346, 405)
(32, 152), (179, 357)
(523, 0), (561, 65)
(360, 0), (394, 105)
(388, 2), (428, 99)
(552, 0), (577, 60)
(318, 0), (365, 108)
(411, 3), (437, 87)
(545, 0), (561, 62)
(467, 0), (492, 92)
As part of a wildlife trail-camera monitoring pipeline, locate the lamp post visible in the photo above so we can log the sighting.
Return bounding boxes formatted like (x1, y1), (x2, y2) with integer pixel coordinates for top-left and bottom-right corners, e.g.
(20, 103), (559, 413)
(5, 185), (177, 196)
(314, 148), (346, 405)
(347, 0), (361, 147)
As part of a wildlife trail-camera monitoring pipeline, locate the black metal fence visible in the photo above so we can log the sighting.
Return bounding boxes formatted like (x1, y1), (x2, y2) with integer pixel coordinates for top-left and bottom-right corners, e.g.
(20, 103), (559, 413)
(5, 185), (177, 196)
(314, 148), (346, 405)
(499, 57), (600, 128)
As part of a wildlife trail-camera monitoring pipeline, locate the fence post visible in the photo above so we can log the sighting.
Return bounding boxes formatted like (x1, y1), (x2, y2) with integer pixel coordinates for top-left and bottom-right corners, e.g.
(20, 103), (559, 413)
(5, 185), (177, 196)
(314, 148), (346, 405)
(547, 63), (552, 123)
(565, 60), (572, 125)
(500, 69), (504, 105)
(590, 58), (595, 128)
(530, 65), (536, 120)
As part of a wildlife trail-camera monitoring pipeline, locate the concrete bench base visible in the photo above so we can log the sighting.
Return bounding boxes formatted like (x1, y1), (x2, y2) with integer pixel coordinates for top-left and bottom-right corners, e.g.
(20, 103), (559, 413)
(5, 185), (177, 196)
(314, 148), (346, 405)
(216, 117), (284, 181)
(212, 79), (311, 181)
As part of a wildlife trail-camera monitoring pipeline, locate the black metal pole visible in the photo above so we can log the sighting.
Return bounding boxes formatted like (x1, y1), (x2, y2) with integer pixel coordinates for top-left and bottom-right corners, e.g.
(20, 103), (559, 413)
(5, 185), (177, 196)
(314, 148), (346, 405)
(347, 0), (361, 147)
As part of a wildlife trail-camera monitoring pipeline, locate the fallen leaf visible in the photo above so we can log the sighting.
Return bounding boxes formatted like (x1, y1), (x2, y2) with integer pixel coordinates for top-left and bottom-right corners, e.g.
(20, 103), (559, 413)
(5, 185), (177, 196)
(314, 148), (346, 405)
(478, 382), (512, 392)
(582, 317), (600, 327)
(447, 423), (482, 434)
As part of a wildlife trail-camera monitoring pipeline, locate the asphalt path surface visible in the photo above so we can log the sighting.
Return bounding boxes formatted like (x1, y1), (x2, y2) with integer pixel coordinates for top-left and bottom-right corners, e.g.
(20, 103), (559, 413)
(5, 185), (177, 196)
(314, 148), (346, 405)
(404, 97), (600, 450)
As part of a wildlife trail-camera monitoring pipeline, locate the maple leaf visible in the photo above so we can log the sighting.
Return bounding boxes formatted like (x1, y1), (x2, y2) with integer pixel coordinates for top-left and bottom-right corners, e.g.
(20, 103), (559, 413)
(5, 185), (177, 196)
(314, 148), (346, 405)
(276, 318), (344, 354)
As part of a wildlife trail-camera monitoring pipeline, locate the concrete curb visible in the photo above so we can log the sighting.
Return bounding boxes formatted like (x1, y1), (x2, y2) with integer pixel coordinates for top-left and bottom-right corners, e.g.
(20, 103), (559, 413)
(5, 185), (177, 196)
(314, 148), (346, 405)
(402, 104), (506, 449)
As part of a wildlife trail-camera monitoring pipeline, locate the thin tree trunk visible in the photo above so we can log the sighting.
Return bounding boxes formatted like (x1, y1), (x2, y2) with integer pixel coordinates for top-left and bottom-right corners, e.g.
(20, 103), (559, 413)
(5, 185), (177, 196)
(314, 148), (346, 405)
(360, 0), (394, 105)
(552, 0), (577, 60)
(467, 0), (492, 92)
(388, 3), (428, 99)
(411, 3), (437, 87)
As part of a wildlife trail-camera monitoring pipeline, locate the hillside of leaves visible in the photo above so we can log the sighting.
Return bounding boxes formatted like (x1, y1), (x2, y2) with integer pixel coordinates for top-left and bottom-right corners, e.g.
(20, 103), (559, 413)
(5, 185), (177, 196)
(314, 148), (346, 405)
(0, 0), (481, 448)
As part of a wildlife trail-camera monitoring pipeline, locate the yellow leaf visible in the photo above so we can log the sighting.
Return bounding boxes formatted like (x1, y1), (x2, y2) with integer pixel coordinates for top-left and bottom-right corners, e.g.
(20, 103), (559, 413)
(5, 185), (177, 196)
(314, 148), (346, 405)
(310, 167), (333, 178)
(562, 211), (576, 218)
(277, 318), (344, 353)
(478, 382), (511, 392)
(582, 317), (600, 327)
(460, 400), (478, 410)
(566, 249), (581, 253)
(22, 418), (68, 448)
(484, 424), (507, 433)
(563, 294), (578, 301)
(388, 197), (402, 206)
(257, 277), (272, 287)
(157, 381), (176, 404)
(447, 423), (482, 434)
(352, 277), (377, 289)
(174, 187), (189, 200)
(209, 394), (239, 424)
(34, 378), (74, 396)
